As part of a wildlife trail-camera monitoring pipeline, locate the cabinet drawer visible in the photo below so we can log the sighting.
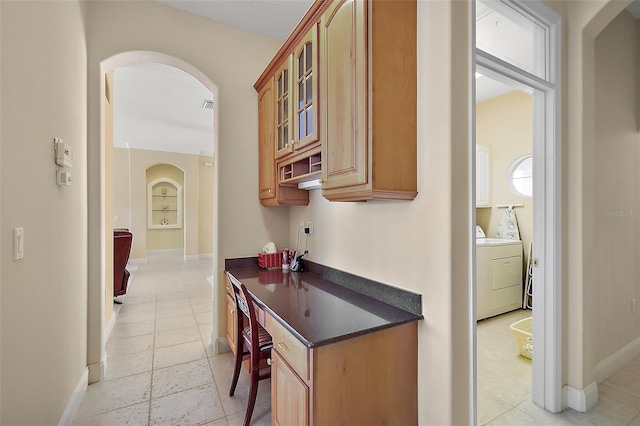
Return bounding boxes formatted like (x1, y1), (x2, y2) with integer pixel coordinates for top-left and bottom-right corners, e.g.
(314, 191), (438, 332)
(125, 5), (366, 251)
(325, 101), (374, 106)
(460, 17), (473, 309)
(265, 315), (309, 381)
(491, 256), (522, 290)
(491, 244), (521, 260)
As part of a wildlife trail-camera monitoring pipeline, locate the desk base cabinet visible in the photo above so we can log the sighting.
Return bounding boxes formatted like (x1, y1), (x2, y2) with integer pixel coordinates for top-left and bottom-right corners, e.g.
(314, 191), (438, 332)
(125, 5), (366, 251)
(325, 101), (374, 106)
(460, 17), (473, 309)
(271, 350), (309, 426)
(266, 315), (418, 425)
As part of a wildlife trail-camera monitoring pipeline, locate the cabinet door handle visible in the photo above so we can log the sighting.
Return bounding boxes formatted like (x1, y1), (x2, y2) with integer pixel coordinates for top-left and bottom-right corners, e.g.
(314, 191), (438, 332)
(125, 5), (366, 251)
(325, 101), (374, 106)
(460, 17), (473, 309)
(277, 342), (289, 351)
(267, 357), (272, 366)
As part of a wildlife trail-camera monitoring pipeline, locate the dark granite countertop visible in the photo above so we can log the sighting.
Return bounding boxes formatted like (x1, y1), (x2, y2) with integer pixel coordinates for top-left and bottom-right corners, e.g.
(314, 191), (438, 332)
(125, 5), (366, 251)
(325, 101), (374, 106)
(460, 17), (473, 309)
(225, 267), (422, 349)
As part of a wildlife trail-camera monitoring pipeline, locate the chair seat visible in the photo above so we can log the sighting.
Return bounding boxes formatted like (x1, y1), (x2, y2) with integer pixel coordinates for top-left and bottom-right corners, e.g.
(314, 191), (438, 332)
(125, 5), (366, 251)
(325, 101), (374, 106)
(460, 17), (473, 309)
(242, 324), (273, 350)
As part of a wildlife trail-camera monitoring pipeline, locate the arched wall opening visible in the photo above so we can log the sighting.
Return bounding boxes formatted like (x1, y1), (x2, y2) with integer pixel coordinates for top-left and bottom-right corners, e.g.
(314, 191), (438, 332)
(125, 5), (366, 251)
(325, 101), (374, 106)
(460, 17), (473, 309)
(88, 50), (219, 383)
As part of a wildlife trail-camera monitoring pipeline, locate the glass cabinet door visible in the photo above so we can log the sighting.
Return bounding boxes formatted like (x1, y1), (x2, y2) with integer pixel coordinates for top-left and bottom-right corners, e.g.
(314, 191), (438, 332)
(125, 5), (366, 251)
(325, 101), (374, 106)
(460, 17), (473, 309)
(275, 57), (293, 159)
(294, 24), (318, 148)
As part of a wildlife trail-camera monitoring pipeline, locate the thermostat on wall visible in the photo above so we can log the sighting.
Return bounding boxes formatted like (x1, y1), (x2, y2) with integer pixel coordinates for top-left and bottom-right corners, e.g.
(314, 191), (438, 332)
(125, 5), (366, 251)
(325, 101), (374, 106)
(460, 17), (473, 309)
(54, 138), (73, 168)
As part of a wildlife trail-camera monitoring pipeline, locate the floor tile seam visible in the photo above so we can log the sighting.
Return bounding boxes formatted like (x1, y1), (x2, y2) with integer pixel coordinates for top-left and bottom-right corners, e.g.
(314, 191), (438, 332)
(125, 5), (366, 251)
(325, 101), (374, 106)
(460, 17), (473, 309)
(478, 389), (521, 412)
(603, 383), (640, 401)
(150, 378), (217, 401)
(600, 381), (640, 401)
(206, 354), (233, 419)
(629, 411), (640, 425)
(153, 339), (203, 352)
(73, 399), (152, 421)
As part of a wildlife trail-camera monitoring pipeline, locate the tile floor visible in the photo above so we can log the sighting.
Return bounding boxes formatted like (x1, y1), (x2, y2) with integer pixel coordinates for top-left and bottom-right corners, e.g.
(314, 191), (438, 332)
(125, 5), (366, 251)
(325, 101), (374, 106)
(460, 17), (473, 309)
(73, 252), (640, 425)
(72, 251), (271, 426)
(478, 309), (640, 425)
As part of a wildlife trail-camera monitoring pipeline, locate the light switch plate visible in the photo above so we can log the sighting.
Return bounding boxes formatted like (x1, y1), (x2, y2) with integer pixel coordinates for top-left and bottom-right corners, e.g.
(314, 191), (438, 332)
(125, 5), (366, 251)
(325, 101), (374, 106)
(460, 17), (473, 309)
(13, 227), (24, 260)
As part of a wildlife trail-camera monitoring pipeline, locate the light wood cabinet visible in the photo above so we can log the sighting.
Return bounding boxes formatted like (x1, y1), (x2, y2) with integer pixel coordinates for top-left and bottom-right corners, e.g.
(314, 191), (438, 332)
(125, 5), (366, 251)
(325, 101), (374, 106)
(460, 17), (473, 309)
(258, 76), (309, 207)
(271, 350), (309, 426)
(265, 313), (417, 425)
(320, 0), (417, 201)
(224, 276), (238, 354)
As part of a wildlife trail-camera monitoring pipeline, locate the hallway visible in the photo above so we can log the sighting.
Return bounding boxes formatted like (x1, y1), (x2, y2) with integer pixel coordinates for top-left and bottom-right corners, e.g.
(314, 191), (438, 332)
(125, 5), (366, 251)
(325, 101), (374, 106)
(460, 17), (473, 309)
(72, 252), (271, 425)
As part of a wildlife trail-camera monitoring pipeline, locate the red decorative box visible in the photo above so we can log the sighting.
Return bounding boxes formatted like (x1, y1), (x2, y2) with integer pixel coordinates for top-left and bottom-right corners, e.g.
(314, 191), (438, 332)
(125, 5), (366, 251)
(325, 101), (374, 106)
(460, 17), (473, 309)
(258, 252), (282, 270)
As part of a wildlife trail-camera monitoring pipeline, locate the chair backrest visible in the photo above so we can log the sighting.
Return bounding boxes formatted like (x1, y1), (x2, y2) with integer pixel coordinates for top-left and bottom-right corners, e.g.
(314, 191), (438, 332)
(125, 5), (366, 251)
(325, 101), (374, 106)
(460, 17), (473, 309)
(231, 281), (261, 348)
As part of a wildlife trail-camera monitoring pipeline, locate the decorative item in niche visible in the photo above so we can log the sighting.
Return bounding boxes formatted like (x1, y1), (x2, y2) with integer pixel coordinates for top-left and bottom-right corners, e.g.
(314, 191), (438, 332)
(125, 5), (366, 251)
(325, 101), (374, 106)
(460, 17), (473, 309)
(507, 155), (533, 197)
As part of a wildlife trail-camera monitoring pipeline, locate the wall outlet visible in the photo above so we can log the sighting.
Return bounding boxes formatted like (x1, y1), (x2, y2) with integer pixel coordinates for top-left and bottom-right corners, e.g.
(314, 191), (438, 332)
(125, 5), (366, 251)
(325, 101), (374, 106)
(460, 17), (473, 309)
(300, 220), (305, 230)
(306, 221), (314, 234)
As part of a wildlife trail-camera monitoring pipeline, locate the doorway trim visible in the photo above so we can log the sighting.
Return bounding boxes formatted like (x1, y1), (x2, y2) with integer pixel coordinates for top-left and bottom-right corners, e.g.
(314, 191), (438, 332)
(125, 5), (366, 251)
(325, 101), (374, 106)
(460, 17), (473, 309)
(89, 51), (219, 383)
(472, 0), (562, 417)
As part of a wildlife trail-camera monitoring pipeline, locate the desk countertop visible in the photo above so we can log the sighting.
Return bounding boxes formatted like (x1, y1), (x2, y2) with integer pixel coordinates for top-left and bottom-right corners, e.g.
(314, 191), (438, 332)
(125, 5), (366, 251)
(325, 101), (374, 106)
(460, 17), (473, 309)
(226, 267), (422, 349)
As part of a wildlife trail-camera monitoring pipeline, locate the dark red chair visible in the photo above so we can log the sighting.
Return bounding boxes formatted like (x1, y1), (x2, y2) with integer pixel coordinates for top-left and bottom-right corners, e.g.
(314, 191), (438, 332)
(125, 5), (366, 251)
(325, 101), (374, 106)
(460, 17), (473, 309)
(229, 281), (272, 426)
(113, 229), (133, 301)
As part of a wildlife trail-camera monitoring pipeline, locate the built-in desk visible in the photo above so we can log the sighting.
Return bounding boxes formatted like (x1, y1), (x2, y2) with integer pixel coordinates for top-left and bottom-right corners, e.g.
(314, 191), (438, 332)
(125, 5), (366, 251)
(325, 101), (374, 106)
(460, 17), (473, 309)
(225, 265), (421, 426)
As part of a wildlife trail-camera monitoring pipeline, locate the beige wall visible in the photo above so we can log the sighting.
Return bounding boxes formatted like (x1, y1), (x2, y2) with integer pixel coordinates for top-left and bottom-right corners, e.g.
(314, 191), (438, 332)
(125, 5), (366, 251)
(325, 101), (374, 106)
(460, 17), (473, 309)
(593, 10), (640, 365)
(113, 148), (215, 259)
(476, 90), (533, 269)
(105, 70), (114, 325)
(85, 2), (290, 389)
(545, 0), (640, 398)
(0, 1), (88, 423)
(198, 155), (215, 255)
(290, 2), (472, 423)
(1, 0), (636, 423)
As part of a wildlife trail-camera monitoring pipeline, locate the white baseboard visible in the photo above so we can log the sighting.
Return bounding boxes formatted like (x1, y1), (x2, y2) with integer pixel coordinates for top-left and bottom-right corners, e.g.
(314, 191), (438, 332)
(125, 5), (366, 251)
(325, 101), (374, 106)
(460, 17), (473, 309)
(594, 336), (640, 383)
(563, 381), (598, 412)
(214, 336), (231, 354)
(58, 367), (88, 426)
(87, 358), (106, 384)
(200, 253), (214, 259)
(185, 254), (200, 261)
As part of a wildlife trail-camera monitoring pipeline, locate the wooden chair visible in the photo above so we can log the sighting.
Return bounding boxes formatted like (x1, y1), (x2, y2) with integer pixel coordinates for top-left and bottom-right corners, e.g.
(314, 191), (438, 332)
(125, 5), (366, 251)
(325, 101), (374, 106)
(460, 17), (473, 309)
(229, 282), (273, 426)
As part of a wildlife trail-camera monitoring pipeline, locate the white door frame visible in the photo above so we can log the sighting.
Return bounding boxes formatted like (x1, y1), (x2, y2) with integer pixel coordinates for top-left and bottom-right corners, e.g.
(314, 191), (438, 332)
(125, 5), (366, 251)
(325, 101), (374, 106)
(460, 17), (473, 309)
(472, 0), (562, 417)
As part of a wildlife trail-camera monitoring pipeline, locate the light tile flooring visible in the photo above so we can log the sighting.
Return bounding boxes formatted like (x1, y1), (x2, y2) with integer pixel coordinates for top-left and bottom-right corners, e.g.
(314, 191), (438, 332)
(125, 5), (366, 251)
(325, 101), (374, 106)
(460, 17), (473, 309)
(73, 253), (640, 425)
(478, 309), (640, 425)
(72, 251), (271, 426)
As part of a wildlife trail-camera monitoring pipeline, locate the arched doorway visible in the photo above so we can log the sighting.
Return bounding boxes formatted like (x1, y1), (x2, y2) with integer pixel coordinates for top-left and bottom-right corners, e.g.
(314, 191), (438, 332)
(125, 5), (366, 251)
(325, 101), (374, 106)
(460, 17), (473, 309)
(88, 51), (219, 383)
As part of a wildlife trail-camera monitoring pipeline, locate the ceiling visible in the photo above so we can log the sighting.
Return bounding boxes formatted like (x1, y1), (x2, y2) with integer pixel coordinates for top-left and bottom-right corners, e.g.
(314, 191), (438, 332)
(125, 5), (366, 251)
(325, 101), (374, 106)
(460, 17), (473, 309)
(157, 0), (313, 42)
(113, 62), (215, 156)
(114, 1), (639, 156)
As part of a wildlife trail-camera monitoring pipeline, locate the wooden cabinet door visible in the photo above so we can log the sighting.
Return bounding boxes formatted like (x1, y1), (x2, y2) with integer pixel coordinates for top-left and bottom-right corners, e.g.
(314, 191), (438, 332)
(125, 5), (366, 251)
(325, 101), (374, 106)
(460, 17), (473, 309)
(321, 0), (367, 190)
(293, 24), (319, 150)
(258, 79), (277, 202)
(225, 293), (237, 355)
(271, 350), (309, 426)
(274, 56), (294, 160)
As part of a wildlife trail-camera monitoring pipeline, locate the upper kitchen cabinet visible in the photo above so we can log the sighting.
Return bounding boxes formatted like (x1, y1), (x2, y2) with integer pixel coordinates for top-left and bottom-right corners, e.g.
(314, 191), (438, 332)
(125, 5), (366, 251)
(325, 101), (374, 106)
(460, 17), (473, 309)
(320, 0), (417, 201)
(258, 77), (309, 207)
(255, 5), (325, 206)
